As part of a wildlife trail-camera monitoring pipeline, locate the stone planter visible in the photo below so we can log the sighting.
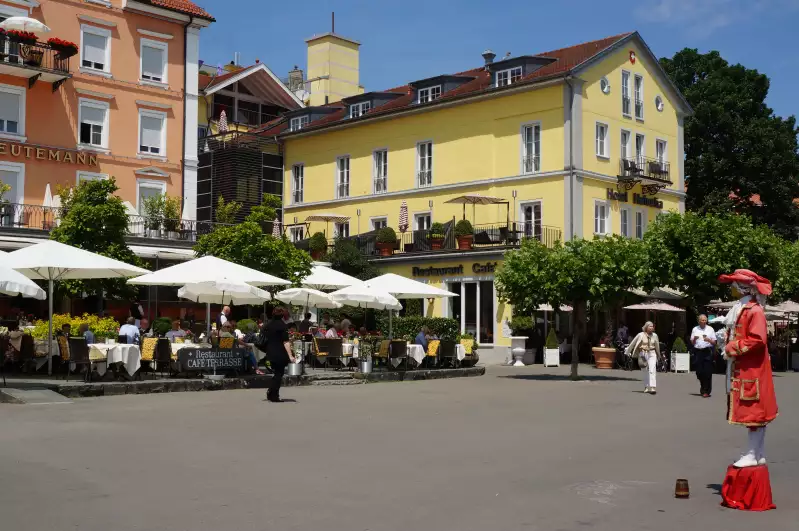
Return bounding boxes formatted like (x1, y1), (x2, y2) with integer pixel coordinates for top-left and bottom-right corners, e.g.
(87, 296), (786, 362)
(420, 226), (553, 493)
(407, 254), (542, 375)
(457, 235), (473, 250)
(510, 336), (526, 366)
(376, 242), (394, 256)
(544, 348), (560, 367)
(430, 236), (444, 250)
(592, 346), (615, 369)
(166, 231), (180, 240)
(671, 351), (689, 373)
(358, 357), (373, 374)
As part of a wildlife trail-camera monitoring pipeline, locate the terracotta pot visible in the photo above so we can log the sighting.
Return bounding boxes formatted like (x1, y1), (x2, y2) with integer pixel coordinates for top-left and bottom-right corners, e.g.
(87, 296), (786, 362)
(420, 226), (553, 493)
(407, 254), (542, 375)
(376, 242), (394, 256)
(592, 346), (615, 369)
(310, 249), (325, 260)
(430, 236), (444, 250)
(458, 235), (473, 250)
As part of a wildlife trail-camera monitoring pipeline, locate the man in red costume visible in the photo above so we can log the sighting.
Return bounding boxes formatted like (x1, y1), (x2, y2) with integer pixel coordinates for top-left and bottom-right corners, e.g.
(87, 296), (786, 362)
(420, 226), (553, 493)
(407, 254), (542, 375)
(719, 269), (778, 468)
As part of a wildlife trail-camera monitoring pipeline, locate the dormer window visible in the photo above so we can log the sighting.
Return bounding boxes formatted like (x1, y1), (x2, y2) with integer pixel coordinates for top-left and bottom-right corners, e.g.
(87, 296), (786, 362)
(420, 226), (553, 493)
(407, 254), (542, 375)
(349, 101), (371, 118)
(289, 115), (309, 132)
(496, 67), (523, 87)
(418, 85), (442, 104)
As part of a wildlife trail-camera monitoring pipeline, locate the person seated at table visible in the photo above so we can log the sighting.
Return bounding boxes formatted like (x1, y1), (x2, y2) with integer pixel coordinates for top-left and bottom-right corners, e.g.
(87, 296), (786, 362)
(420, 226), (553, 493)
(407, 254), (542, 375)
(79, 323), (95, 344)
(359, 327), (368, 338)
(237, 322), (265, 375)
(218, 322), (235, 338)
(325, 323), (338, 339)
(58, 323), (71, 337)
(7, 322), (24, 357)
(227, 319), (245, 341)
(119, 317), (140, 345)
(414, 326), (430, 351)
(298, 313), (314, 334)
(165, 319), (187, 341)
(139, 318), (153, 338)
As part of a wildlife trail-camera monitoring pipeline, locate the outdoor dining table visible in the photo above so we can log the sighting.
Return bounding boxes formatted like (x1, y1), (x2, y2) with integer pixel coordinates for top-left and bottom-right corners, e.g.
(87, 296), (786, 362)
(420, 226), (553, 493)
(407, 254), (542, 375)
(88, 343), (142, 376)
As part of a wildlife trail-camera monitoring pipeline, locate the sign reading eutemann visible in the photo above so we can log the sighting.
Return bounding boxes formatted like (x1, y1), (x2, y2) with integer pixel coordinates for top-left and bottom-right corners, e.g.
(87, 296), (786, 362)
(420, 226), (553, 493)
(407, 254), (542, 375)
(178, 348), (245, 372)
(0, 142), (99, 167)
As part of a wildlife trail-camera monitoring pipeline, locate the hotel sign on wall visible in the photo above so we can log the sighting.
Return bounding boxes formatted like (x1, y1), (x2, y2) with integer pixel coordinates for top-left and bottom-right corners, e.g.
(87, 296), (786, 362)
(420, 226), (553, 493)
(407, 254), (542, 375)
(0, 142), (99, 167)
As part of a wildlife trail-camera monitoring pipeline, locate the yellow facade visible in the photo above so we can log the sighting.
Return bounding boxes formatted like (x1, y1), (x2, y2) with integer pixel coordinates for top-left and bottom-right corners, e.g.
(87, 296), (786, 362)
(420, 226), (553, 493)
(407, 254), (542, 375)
(306, 34), (363, 106)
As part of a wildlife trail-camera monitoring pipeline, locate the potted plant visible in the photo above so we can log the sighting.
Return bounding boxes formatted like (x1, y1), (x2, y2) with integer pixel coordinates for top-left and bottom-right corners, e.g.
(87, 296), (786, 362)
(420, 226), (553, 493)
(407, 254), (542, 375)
(47, 37), (78, 58)
(7, 30), (37, 45)
(592, 334), (616, 369)
(141, 194), (165, 238)
(163, 196), (181, 239)
(543, 328), (560, 367)
(670, 336), (689, 373)
(509, 316), (535, 365)
(428, 222), (446, 250)
(151, 317), (172, 337)
(358, 338), (373, 374)
(376, 227), (397, 257)
(457, 332), (479, 367)
(287, 335), (304, 376)
(309, 232), (328, 260)
(455, 219), (474, 250)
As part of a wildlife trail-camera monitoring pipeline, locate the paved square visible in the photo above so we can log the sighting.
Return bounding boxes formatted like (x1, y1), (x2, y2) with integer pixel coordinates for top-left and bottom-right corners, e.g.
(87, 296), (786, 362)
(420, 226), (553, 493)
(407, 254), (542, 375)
(1, 366), (797, 530)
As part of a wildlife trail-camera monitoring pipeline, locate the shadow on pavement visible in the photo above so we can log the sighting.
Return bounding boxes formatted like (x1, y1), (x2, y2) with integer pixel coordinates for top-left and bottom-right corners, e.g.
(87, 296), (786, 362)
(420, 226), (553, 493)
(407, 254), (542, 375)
(706, 483), (722, 495)
(499, 374), (639, 382)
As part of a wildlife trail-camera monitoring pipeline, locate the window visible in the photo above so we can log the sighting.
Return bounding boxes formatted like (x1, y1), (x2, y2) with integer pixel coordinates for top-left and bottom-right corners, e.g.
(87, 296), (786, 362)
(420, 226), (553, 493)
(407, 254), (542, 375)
(655, 95), (664, 112)
(289, 226), (304, 242)
(140, 38), (167, 84)
(520, 201), (542, 240)
(289, 115), (309, 132)
(414, 213), (431, 231)
(334, 221), (350, 238)
(138, 109), (166, 156)
(137, 179), (166, 214)
(417, 141), (432, 187)
(291, 164), (304, 204)
(620, 207), (631, 238)
(595, 123), (609, 158)
(496, 67), (522, 87)
(594, 201), (610, 235)
(349, 101), (371, 118)
(600, 77), (610, 94)
(521, 123), (540, 173)
(621, 71), (631, 116)
(81, 25), (111, 73)
(0, 83), (24, 138)
(198, 126), (208, 138)
(656, 139), (667, 163)
(371, 217), (387, 230)
(635, 211), (646, 239)
(78, 99), (109, 149)
(418, 85), (442, 104)
(635, 134), (645, 163)
(336, 156), (350, 198)
(76, 171), (108, 184)
(634, 74), (644, 120)
(620, 130), (631, 160)
(0, 162), (23, 206)
(373, 149), (388, 194)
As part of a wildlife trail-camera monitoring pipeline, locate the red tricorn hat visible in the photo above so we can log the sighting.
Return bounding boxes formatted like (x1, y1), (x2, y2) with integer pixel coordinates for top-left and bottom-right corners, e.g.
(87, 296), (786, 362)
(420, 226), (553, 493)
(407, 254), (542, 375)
(718, 269), (772, 296)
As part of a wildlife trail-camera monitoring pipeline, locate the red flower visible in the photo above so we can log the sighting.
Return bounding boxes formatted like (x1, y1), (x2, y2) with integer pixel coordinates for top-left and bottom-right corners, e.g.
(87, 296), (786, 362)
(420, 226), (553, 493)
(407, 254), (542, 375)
(7, 30), (37, 43)
(47, 37), (78, 50)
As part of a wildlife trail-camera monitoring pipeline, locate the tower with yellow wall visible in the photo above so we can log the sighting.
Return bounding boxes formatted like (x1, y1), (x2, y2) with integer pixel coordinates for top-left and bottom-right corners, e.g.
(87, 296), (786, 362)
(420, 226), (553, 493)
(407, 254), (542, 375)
(306, 33), (362, 106)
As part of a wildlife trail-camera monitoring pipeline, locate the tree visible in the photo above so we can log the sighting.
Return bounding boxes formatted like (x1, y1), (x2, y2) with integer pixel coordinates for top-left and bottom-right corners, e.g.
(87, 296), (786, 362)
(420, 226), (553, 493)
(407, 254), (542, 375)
(773, 239), (799, 302)
(215, 196), (241, 224)
(50, 178), (143, 300)
(641, 211), (782, 307)
(323, 238), (378, 281)
(660, 49), (799, 239)
(194, 194), (311, 285)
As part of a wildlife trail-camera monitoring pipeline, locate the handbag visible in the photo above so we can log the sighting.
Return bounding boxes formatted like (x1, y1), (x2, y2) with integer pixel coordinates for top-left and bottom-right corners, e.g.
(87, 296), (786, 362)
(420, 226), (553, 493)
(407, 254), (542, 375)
(254, 328), (268, 352)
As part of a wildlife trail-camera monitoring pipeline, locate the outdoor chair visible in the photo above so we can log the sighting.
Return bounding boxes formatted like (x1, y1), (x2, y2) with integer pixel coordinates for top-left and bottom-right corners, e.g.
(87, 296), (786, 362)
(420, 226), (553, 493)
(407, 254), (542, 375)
(66, 337), (95, 382)
(389, 340), (408, 370)
(56, 335), (70, 375)
(623, 158), (642, 176)
(155, 338), (175, 378)
(498, 226), (510, 245)
(439, 340), (458, 368)
(315, 338), (343, 370)
(117, 334), (128, 344)
(473, 231), (493, 245)
(138, 337), (158, 379)
(423, 339), (440, 368)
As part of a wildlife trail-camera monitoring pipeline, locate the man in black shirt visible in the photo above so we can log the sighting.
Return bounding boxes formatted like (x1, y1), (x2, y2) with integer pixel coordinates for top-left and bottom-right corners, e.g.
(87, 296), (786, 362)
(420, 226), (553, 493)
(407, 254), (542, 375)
(298, 312), (314, 334)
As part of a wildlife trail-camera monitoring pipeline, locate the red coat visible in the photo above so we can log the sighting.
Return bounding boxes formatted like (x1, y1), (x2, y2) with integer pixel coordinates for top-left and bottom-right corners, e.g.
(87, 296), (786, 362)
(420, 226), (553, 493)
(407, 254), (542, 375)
(725, 302), (778, 427)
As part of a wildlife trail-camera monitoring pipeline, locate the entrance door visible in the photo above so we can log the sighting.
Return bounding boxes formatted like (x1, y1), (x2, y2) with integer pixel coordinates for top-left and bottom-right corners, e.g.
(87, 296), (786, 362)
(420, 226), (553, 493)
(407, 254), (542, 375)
(447, 280), (495, 344)
(519, 201), (542, 241)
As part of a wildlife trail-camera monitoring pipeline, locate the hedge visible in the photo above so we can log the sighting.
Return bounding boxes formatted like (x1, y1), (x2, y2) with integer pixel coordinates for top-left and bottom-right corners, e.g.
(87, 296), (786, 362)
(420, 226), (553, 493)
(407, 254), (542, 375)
(374, 315), (459, 341)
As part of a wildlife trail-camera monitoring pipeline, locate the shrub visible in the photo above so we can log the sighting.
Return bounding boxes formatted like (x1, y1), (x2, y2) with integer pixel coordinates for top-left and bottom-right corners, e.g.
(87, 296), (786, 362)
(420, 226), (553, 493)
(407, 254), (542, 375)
(430, 222), (446, 237)
(163, 196), (181, 232)
(374, 315), (459, 341)
(509, 315), (534, 334)
(141, 193), (165, 230)
(31, 313), (120, 340)
(309, 232), (328, 252)
(454, 219), (473, 238)
(544, 328), (559, 349)
(151, 317), (172, 337)
(672, 336), (688, 352)
(457, 332), (479, 352)
(237, 318), (257, 333)
(376, 227), (397, 244)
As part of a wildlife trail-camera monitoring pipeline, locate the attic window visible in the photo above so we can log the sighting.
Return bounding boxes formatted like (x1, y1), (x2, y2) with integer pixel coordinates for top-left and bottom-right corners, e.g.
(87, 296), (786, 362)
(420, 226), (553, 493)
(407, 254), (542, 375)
(496, 67), (522, 87)
(418, 85), (442, 104)
(289, 115), (309, 132)
(349, 101), (371, 118)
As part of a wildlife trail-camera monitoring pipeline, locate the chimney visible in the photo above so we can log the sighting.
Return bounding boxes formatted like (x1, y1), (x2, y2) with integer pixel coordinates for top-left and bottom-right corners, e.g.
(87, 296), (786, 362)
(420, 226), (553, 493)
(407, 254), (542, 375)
(482, 49), (496, 65)
(288, 65), (304, 92)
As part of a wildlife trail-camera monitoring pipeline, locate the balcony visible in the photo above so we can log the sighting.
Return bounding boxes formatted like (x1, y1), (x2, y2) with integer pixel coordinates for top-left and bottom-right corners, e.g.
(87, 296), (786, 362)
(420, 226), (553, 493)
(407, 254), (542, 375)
(0, 203), (228, 248)
(335, 183), (349, 199)
(417, 170), (432, 188)
(211, 103), (278, 130)
(0, 37), (72, 90)
(521, 154), (540, 174)
(617, 157), (672, 193)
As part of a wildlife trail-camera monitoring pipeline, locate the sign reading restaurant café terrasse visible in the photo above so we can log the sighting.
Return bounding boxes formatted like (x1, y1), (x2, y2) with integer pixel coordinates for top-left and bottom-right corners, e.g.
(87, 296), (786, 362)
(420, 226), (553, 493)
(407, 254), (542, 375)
(606, 188), (663, 209)
(0, 142), (99, 167)
(177, 348), (245, 372)
(412, 262), (498, 277)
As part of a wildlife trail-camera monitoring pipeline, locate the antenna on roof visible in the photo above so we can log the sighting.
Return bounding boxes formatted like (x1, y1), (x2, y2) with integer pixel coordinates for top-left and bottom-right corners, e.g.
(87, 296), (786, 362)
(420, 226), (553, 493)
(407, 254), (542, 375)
(332, 11), (335, 33)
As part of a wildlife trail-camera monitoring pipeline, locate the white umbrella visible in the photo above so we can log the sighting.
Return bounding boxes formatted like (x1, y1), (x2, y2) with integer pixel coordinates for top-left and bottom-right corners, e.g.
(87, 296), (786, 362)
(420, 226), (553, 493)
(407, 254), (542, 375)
(276, 287), (342, 309)
(128, 255), (289, 287)
(0, 263), (45, 299)
(623, 301), (685, 312)
(709, 315), (727, 324)
(271, 217), (281, 238)
(398, 201), (409, 233)
(301, 265), (362, 291)
(330, 283), (401, 310)
(5, 241), (149, 374)
(367, 273), (456, 299)
(178, 280), (272, 306)
(537, 303), (573, 312)
(0, 16), (51, 34)
(218, 109), (229, 133)
(772, 300), (799, 313)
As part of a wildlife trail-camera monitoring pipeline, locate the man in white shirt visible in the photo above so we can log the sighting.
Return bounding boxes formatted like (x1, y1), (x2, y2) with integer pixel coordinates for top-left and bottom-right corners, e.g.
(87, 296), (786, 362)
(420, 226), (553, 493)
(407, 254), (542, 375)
(119, 317), (141, 345)
(691, 314), (717, 398)
(165, 319), (187, 342)
(324, 324), (338, 339)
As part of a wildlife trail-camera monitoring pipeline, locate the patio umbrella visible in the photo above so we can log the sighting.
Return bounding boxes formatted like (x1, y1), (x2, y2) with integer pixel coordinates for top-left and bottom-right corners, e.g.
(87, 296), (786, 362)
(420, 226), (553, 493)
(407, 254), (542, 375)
(398, 201), (409, 233)
(0, 16), (51, 34)
(42, 183), (61, 229)
(218, 109), (229, 133)
(444, 194), (508, 222)
(271, 217), (281, 238)
(709, 315), (727, 324)
(0, 260), (45, 300)
(623, 301), (685, 312)
(305, 213), (350, 238)
(276, 287), (342, 310)
(301, 265), (362, 291)
(629, 286), (685, 300)
(367, 273), (455, 337)
(330, 284), (401, 311)
(772, 300), (799, 313)
(178, 280), (272, 306)
(5, 241), (149, 374)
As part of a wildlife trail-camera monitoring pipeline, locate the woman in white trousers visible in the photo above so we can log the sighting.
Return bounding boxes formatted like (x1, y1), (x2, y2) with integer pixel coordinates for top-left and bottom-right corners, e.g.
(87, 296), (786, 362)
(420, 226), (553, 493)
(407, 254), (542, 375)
(625, 322), (661, 394)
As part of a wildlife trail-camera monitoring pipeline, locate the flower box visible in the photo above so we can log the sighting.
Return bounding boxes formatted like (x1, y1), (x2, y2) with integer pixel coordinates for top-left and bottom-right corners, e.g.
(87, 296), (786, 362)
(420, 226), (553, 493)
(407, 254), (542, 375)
(7, 30), (37, 45)
(47, 38), (78, 59)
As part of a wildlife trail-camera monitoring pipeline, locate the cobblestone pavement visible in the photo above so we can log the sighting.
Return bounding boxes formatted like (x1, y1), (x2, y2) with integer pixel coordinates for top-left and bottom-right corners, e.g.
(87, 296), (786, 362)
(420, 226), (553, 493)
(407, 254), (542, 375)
(1, 365), (797, 531)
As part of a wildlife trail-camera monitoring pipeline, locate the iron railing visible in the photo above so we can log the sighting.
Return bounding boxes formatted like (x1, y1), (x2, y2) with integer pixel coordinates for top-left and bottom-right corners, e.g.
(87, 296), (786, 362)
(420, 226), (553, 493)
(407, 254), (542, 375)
(473, 222), (561, 248)
(417, 170), (432, 188)
(521, 154), (541, 174)
(336, 183), (349, 199)
(373, 177), (387, 194)
(212, 103), (278, 129)
(0, 38), (71, 76)
(618, 157), (671, 183)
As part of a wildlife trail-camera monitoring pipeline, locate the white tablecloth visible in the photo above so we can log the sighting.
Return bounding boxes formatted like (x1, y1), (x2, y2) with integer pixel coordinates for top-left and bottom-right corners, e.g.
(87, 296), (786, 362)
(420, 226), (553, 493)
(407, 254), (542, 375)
(406, 344), (425, 365)
(89, 344), (142, 376)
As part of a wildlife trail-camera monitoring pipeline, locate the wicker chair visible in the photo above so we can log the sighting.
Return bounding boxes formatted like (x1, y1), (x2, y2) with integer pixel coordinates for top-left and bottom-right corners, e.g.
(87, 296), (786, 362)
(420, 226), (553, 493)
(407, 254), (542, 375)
(439, 340), (458, 368)
(138, 337), (158, 379)
(424, 339), (440, 368)
(66, 337), (95, 382)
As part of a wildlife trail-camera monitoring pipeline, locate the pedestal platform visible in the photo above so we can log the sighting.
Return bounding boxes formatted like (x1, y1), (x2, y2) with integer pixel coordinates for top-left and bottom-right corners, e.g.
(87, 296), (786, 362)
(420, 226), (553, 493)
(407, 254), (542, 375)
(721, 464), (776, 511)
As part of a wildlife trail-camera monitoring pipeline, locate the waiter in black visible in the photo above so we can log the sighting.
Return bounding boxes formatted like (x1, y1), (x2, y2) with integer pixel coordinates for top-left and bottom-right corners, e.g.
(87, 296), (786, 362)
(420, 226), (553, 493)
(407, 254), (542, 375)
(690, 314), (717, 398)
(263, 307), (295, 403)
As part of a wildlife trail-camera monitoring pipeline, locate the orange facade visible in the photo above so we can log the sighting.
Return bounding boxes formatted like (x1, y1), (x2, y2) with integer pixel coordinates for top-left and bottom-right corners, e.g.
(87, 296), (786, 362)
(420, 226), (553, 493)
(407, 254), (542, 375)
(0, 0), (212, 216)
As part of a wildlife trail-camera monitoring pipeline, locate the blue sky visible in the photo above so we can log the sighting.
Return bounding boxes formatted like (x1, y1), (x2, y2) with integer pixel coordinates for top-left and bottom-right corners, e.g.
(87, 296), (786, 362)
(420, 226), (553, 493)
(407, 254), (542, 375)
(198, 0), (798, 119)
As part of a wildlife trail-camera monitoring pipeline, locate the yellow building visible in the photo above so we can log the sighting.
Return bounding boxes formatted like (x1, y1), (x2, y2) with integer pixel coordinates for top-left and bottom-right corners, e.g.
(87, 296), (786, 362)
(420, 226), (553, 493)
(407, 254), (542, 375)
(260, 31), (692, 363)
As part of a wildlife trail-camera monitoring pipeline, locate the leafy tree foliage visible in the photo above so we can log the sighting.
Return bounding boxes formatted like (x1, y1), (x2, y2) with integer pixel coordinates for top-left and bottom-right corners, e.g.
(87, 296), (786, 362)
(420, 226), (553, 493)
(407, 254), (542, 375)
(323, 239), (379, 281)
(773, 240), (799, 302)
(194, 194), (311, 285)
(660, 49), (799, 238)
(50, 178), (143, 299)
(215, 196), (242, 224)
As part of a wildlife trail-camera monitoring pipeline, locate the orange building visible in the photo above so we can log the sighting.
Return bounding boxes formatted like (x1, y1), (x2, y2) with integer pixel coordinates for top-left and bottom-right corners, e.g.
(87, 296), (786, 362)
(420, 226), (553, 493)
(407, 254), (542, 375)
(0, 0), (213, 233)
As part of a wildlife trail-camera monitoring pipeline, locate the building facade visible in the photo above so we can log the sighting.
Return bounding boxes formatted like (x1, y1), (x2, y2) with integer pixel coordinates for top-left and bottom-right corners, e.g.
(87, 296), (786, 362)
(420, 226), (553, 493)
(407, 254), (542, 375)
(0, 0), (212, 244)
(263, 32), (691, 363)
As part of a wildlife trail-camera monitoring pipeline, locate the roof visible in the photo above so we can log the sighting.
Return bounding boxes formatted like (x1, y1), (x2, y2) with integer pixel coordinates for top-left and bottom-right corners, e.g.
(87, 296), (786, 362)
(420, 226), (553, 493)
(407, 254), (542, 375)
(199, 63), (302, 110)
(142, 0), (214, 20)
(258, 32), (656, 137)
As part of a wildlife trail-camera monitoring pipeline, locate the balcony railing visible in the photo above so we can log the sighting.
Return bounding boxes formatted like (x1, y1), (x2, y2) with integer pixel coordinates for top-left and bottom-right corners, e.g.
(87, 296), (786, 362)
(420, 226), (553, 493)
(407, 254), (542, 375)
(0, 38), (71, 85)
(336, 183), (349, 199)
(521, 154), (540, 174)
(618, 157), (671, 184)
(212, 103), (278, 129)
(0, 203), (229, 245)
(373, 177), (387, 194)
(417, 170), (432, 188)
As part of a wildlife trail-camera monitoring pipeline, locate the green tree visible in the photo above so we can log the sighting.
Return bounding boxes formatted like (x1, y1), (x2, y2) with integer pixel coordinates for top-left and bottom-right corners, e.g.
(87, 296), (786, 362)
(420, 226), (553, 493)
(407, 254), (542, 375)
(215, 196), (242, 224)
(641, 211), (782, 307)
(660, 49), (799, 238)
(323, 238), (378, 280)
(50, 178), (143, 299)
(194, 194), (311, 285)
(773, 239), (799, 302)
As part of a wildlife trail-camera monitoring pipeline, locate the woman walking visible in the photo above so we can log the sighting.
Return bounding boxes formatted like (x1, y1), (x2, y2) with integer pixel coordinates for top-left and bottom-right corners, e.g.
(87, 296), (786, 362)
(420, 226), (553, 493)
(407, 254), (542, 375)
(263, 307), (295, 403)
(626, 321), (661, 394)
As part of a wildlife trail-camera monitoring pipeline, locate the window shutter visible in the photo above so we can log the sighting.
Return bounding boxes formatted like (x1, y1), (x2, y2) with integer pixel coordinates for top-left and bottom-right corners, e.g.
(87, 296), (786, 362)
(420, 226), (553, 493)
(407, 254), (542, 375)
(141, 116), (162, 148)
(81, 105), (105, 125)
(0, 91), (20, 123)
(142, 46), (163, 79)
(83, 33), (106, 65)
